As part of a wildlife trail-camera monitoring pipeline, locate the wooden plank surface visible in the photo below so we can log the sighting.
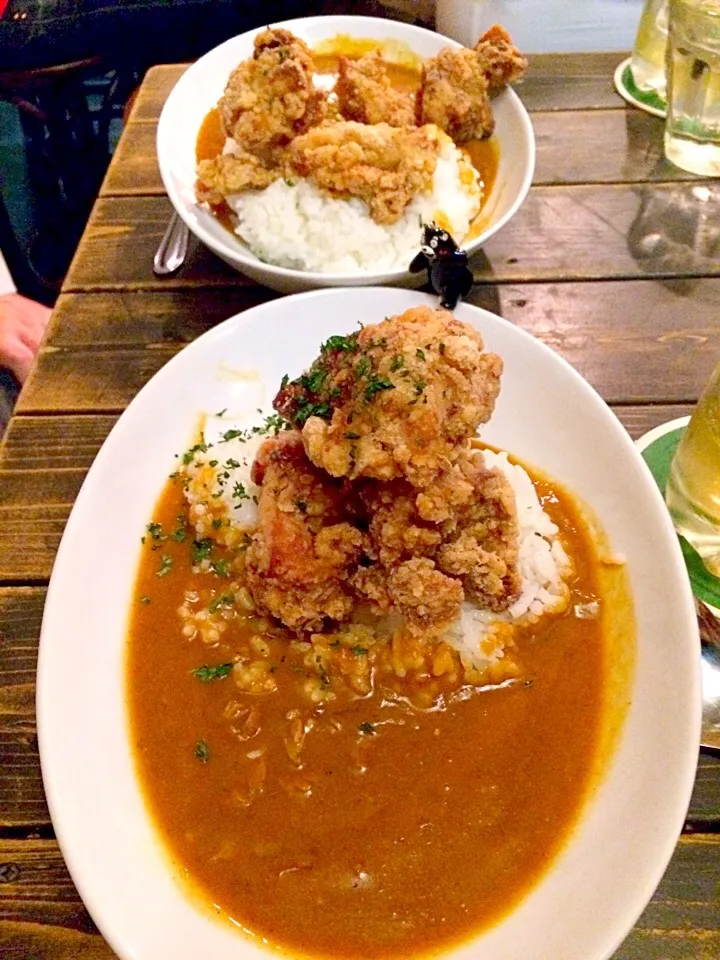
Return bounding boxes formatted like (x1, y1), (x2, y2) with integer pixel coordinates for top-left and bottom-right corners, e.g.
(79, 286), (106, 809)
(100, 109), (691, 199)
(16, 280), (719, 415)
(0, 833), (718, 960)
(62, 187), (720, 295)
(125, 51), (627, 128)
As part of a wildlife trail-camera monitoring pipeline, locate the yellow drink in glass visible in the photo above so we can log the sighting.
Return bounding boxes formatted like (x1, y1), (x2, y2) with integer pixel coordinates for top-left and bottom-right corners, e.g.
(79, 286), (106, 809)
(666, 362), (720, 576)
(631, 0), (669, 96)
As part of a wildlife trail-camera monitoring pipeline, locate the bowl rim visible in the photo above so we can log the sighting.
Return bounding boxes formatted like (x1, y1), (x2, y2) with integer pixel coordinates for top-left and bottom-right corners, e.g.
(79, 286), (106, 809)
(36, 286), (701, 960)
(155, 14), (536, 283)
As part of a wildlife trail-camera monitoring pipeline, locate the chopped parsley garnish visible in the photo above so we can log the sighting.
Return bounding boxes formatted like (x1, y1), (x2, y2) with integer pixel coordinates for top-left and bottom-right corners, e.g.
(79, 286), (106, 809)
(225, 458), (241, 469)
(147, 521), (164, 541)
(414, 380), (427, 395)
(220, 429), (246, 443)
(364, 376), (395, 402)
(191, 538), (213, 564)
(355, 356), (371, 378)
(258, 413), (289, 436)
(359, 722), (376, 735)
(300, 368), (328, 393)
(192, 662), (233, 682)
(351, 646), (368, 656)
(157, 554), (173, 577)
(321, 332), (359, 354)
(208, 592), (234, 613)
(416, 348), (426, 361)
(211, 558), (230, 577)
(211, 518), (223, 530)
(182, 442), (208, 464)
(170, 517), (187, 542)
(294, 400), (331, 425)
(389, 354), (404, 372)
(195, 740), (210, 762)
(232, 481), (249, 501)
(215, 408), (227, 417)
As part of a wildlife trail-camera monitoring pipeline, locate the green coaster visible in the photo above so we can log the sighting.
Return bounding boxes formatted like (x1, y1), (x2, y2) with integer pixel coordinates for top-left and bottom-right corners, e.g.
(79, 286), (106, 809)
(637, 417), (720, 609)
(613, 57), (667, 119)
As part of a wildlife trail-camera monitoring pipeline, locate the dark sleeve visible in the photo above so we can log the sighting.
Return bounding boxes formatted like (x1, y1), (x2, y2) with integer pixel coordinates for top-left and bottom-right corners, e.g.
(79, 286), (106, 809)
(0, 0), (324, 71)
(0, 368), (20, 438)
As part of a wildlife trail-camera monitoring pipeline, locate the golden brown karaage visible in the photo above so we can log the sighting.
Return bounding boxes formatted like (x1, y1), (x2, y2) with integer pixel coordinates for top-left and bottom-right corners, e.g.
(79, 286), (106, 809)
(416, 47), (495, 142)
(287, 121), (438, 224)
(335, 52), (416, 127)
(195, 151), (279, 205)
(245, 431), (364, 632)
(474, 24), (528, 95)
(274, 306), (503, 487)
(219, 27), (327, 163)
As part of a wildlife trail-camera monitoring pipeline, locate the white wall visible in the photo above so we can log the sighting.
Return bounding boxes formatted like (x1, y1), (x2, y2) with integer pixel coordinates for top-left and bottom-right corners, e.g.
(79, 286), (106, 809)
(436, 0), (645, 52)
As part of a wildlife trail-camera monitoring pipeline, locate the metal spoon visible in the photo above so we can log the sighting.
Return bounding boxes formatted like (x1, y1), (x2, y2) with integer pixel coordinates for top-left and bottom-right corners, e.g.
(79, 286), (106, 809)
(696, 600), (720, 753)
(153, 211), (189, 276)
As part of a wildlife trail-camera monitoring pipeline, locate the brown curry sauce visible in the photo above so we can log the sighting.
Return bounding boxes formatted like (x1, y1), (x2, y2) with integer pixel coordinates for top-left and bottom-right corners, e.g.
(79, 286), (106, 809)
(127, 464), (615, 960)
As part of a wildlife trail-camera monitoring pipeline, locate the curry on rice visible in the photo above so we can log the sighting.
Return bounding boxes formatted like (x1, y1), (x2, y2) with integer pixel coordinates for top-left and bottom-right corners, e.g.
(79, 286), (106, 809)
(127, 306), (629, 958)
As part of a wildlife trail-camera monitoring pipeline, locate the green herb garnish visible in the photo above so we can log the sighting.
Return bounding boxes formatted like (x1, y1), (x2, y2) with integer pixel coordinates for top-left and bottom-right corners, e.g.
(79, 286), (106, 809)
(193, 662), (233, 682)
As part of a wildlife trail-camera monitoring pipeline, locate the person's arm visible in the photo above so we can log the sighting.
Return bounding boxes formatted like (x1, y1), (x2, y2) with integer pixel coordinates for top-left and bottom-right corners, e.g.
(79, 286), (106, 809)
(0, 251), (52, 384)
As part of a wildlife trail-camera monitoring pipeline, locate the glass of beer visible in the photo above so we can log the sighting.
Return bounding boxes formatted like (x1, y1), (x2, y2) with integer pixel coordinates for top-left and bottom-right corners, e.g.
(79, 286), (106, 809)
(664, 0), (720, 176)
(631, 0), (669, 98)
(666, 362), (720, 576)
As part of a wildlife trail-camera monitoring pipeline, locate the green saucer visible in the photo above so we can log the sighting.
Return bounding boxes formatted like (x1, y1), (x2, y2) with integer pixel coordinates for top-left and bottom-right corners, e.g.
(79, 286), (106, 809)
(614, 57), (667, 119)
(637, 417), (720, 609)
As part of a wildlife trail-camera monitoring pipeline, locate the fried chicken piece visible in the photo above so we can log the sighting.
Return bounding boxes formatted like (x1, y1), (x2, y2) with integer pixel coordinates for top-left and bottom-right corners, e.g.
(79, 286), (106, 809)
(353, 447), (520, 615)
(245, 431), (364, 633)
(335, 52), (415, 127)
(288, 121), (438, 224)
(474, 25), (528, 95)
(195, 152), (279, 204)
(274, 306), (503, 487)
(387, 558), (464, 635)
(416, 47), (494, 142)
(219, 27), (326, 163)
(434, 448), (521, 611)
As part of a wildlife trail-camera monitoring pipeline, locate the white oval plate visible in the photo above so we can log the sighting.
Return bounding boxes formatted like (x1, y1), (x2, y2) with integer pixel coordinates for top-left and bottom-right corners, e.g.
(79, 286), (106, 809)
(156, 15), (535, 294)
(37, 288), (699, 960)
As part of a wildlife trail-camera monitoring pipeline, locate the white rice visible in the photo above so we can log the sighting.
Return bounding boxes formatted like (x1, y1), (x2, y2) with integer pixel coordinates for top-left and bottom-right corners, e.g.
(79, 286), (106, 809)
(226, 129), (482, 274)
(444, 451), (575, 674)
(183, 416), (264, 544)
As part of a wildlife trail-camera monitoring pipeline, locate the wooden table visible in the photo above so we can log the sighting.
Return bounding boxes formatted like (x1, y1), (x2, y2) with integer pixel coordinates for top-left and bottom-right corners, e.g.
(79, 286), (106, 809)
(1, 49), (719, 960)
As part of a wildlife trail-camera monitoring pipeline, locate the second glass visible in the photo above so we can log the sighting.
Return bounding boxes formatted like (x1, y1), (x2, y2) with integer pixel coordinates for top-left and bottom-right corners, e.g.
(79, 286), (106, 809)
(664, 0), (720, 176)
(631, 0), (669, 99)
(666, 361), (720, 576)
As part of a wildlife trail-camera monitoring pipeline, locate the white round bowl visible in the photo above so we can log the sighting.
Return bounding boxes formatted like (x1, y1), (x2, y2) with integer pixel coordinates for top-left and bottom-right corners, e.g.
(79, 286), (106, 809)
(38, 288), (699, 960)
(156, 15), (535, 293)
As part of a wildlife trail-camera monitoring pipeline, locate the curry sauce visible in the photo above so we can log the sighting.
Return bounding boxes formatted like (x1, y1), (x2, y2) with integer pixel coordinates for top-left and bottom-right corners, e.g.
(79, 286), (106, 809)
(127, 465), (614, 959)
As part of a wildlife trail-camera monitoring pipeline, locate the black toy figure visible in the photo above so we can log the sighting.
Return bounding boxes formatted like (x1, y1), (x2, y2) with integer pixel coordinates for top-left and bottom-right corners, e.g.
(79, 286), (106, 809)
(409, 223), (473, 310)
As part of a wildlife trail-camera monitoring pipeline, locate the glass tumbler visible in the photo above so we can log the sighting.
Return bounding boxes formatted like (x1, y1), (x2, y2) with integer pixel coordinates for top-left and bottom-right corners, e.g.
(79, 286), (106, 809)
(666, 361), (720, 577)
(664, 0), (720, 176)
(631, 0), (670, 99)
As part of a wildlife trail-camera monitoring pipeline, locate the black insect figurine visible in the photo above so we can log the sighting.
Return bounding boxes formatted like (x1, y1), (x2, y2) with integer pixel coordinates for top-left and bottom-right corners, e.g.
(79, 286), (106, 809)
(409, 223), (473, 310)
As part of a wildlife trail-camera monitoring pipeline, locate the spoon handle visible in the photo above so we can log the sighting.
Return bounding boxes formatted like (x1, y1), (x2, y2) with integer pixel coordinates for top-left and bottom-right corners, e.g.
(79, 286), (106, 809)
(153, 211), (189, 276)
